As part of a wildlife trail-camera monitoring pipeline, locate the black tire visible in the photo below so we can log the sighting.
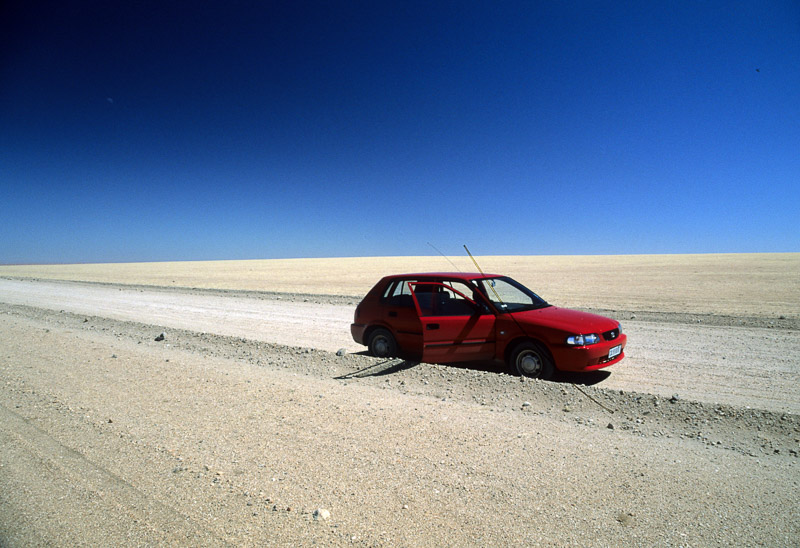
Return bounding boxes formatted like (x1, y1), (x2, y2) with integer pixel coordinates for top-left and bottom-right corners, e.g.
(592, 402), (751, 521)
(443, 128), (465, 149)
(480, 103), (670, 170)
(510, 341), (554, 380)
(368, 328), (397, 358)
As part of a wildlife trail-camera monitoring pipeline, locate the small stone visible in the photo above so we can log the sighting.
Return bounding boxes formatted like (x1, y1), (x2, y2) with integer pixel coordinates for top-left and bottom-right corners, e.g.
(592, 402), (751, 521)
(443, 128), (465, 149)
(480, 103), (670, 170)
(111, 354), (117, 359)
(155, 332), (166, 342)
(522, 401), (531, 408)
(607, 423), (614, 430)
(616, 512), (633, 526)
(313, 508), (331, 521)
(336, 348), (347, 356)
(670, 394), (680, 403)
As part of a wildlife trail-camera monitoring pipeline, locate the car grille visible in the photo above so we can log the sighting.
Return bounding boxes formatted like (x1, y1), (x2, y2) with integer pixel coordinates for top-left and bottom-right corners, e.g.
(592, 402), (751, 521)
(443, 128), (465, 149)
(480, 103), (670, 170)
(603, 328), (620, 341)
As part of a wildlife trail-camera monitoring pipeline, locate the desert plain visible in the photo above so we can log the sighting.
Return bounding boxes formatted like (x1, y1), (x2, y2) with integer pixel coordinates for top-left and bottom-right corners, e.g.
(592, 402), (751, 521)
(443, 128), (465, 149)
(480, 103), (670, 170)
(1, 253), (798, 546)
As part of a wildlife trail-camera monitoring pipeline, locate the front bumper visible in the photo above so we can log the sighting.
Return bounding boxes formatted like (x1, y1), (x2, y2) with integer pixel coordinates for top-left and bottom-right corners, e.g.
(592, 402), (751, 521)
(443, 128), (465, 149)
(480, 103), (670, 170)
(551, 333), (627, 372)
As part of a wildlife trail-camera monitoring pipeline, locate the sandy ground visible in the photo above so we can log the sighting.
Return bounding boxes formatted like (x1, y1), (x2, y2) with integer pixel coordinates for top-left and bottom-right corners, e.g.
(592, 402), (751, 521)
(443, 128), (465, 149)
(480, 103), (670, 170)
(1, 278), (798, 414)
(1, 256), (799, 546)
(3, 252), (798, 317)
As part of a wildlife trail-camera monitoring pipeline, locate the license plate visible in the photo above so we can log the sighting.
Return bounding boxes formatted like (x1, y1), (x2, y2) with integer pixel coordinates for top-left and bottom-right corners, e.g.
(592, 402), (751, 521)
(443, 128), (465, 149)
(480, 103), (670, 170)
(608, 345), (622, 359)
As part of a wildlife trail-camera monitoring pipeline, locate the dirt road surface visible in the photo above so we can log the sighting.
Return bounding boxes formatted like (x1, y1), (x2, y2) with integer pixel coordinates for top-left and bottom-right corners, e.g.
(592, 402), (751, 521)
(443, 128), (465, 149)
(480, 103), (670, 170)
(1, 279), (798, 413)
(1, 278), (798, 546)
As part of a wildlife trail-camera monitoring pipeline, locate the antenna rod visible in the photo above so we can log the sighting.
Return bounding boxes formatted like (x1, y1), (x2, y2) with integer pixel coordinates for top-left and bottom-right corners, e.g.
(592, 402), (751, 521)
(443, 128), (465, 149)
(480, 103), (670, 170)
(463, 245), (485, 275)
(464, 244), (504, 304)
(428, 242), (461, 272)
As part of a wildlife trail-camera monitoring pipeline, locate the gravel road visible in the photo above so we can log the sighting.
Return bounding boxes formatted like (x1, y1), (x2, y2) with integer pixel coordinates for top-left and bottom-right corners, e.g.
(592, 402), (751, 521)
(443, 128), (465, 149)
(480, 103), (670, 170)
(1, 278), (798, 413)
(1, 279), (798, 546)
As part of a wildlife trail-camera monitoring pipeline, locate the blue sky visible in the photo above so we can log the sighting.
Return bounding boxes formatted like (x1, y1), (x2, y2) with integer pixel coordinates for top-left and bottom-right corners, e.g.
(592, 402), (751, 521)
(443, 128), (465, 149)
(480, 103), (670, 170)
(1, 1), (798, 264)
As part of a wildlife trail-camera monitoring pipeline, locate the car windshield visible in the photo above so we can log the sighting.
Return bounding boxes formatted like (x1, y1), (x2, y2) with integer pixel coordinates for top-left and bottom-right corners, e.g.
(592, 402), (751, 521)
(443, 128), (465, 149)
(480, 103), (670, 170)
(474, 276), (549, 313)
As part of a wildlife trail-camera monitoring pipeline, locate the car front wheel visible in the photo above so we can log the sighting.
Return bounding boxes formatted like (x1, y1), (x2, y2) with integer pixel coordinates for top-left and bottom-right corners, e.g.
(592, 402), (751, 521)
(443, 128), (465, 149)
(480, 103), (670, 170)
(368, 328), (397, 358)
(510, 341), (554, 380)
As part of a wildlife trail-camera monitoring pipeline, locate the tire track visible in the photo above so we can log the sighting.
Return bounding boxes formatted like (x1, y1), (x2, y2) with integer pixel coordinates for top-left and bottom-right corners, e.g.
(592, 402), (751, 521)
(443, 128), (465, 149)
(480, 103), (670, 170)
(0, 403), (230, 546)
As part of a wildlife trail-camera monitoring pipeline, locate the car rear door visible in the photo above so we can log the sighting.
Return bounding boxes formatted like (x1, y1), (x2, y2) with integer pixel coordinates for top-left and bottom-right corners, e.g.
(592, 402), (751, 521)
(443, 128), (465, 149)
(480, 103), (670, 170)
(380, 279), (423, 357)
(408, 281), (496, 364)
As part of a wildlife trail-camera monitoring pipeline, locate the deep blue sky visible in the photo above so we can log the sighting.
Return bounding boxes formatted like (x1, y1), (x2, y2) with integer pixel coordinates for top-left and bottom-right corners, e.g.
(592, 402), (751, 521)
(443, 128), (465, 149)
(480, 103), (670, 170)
(2, 1), (798, 263)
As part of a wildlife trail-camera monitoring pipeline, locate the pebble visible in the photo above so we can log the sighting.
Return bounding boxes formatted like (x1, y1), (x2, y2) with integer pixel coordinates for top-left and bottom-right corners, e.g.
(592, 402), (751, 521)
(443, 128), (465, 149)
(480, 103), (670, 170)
(616, 512), (633, 526)
(336, 348), (347, 356)
(155, 332), (166, 342)
(313, 508), (330, 520)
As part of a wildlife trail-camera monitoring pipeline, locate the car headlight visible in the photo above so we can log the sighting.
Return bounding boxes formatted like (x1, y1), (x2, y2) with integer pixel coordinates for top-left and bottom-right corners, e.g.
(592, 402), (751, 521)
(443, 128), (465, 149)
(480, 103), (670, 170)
(566, 333), (600, 346)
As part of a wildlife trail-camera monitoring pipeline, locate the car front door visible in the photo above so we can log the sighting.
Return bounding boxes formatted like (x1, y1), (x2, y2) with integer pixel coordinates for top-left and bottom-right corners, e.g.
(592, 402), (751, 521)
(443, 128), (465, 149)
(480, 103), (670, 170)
(408, 281), (496, 364)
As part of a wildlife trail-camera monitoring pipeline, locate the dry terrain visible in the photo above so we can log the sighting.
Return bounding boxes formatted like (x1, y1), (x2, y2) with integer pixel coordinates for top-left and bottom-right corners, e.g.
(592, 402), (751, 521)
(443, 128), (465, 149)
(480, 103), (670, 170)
(1, 254), (798, 546)
(3, 253), (798, 317)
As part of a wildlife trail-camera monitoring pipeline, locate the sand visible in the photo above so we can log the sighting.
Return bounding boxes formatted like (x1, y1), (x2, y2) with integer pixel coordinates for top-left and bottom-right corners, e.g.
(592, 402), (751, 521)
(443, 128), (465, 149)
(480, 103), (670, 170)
(3, 252), (798, 317)
(1, 254), (798, 546)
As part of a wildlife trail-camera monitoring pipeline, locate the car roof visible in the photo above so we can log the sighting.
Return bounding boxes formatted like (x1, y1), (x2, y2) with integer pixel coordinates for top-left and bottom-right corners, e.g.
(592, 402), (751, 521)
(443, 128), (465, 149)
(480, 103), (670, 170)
(382, 272), (501, 281)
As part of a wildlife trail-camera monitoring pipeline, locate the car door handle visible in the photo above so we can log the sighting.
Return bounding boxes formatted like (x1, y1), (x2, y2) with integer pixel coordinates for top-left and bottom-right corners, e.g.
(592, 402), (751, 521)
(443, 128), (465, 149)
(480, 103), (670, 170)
(426, 323), (440, 330)
(388, 311), (398, 317)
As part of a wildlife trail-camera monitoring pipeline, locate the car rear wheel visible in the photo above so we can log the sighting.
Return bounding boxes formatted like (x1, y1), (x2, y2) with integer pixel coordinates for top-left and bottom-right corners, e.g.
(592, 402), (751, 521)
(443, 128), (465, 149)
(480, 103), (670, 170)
(368, 328), (397, 358)
(510, 341), (554, 380)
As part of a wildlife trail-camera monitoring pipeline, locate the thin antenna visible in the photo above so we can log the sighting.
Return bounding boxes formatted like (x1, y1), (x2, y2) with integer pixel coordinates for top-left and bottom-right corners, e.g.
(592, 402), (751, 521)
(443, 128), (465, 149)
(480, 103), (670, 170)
(463, 244), (485, 275)
(464, 244), (504, 304)
(428, 242), (461, 272)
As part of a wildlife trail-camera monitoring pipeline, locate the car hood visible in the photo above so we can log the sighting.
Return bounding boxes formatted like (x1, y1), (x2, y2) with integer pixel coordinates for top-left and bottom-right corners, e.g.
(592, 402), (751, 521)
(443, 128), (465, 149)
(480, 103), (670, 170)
(510, 306), (618, 333)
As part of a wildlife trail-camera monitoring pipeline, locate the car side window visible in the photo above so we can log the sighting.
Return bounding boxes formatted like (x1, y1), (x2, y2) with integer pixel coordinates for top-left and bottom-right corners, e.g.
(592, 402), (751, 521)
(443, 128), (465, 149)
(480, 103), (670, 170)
(412, 281), (479, 317)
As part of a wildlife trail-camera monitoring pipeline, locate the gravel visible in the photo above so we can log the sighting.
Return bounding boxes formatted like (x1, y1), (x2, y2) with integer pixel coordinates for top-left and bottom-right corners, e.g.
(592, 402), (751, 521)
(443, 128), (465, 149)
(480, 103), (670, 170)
(1, 287), (799, 546)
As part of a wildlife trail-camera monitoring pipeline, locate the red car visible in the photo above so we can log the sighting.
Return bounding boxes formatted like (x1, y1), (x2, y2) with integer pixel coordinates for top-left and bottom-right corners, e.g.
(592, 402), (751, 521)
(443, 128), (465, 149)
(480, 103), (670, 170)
(350, 272), (626, 379)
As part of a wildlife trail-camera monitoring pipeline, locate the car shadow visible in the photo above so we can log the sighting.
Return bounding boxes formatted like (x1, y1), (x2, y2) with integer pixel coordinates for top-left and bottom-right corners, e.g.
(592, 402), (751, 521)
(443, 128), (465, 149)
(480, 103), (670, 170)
(440, 362), (612, 386)
(438, 360), (508, 375)
(334, 358), (420, 379)
(346, 352), (612, 385)
(551, 369), (612, 386)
